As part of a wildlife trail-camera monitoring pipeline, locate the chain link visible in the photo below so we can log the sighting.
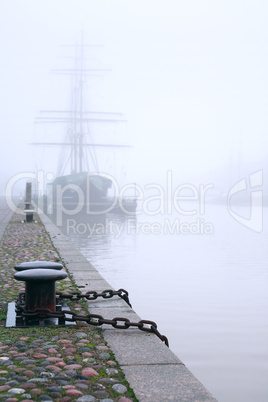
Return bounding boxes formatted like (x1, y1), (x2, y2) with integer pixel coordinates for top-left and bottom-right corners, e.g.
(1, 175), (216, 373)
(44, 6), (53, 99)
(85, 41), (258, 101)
(56, 288), (132, 307)
(15, 292), (169, 347)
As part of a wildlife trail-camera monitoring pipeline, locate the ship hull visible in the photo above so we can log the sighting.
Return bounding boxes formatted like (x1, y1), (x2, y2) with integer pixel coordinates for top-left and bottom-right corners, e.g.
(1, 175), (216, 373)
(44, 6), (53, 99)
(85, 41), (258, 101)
(45, 171), (137, 215)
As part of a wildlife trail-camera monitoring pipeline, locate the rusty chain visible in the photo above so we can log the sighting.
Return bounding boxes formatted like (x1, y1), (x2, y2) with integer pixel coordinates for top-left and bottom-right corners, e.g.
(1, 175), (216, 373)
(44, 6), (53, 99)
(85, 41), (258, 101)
(56, 288), (132, 308)
(15, 292), (169, 347)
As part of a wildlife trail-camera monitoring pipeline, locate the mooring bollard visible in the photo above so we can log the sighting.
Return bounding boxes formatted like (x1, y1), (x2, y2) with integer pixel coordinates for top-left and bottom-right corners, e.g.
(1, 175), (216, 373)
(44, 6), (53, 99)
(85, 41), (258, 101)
(14, 260), (63, 271)
(14, 268), (67, 315)
(24, 182), (35, 222)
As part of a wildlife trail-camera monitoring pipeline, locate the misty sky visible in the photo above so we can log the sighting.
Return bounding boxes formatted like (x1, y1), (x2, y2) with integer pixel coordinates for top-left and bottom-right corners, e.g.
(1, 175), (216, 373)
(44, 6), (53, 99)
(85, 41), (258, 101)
(0, 0), (268, 195)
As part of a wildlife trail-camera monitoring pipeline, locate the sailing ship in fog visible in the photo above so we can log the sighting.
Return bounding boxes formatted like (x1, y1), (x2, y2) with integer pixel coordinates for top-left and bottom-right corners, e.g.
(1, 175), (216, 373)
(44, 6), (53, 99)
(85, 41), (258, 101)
(34, 38), (137, 215)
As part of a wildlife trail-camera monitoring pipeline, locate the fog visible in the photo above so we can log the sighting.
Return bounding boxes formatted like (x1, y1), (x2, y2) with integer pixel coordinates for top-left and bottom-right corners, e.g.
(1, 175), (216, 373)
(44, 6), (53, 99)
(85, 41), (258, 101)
(0, 0), (268, 196)
(1, 3), (268, 400)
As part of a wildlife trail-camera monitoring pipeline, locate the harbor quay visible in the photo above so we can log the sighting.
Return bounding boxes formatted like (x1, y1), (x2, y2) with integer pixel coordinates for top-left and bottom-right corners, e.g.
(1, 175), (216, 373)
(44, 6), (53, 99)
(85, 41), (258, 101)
(0, 199), (217, 401)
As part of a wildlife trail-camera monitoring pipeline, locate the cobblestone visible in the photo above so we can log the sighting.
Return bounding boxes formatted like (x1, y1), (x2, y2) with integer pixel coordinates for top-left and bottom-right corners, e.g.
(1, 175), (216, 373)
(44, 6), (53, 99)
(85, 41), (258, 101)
(0, 209), (136, 401)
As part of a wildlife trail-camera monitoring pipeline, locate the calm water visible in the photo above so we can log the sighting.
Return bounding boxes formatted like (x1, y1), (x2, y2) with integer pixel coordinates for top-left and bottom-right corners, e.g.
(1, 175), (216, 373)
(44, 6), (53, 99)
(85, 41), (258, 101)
(55, 203), (268, 402)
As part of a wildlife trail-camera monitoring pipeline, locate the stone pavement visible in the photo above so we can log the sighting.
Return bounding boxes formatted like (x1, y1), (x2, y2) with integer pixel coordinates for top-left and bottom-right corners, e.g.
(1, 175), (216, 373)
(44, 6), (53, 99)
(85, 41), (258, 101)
(0, 203), (136, 401)
(0, 197), (217, 401)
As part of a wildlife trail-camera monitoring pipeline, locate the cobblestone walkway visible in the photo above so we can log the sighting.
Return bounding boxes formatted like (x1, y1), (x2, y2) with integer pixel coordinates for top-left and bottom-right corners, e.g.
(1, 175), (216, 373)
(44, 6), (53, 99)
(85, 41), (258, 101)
(0, 210), (136, 402)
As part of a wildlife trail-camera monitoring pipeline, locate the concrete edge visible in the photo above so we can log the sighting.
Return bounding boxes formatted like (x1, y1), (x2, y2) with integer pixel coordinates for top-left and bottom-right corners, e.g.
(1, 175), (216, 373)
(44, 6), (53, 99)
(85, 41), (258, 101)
(39, 211), (217, 401)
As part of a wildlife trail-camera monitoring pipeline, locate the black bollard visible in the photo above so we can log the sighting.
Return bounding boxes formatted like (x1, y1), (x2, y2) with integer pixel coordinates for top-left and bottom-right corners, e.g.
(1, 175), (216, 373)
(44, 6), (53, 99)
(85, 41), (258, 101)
(14, 268), (67, 314)
(14, 261), (63, 271)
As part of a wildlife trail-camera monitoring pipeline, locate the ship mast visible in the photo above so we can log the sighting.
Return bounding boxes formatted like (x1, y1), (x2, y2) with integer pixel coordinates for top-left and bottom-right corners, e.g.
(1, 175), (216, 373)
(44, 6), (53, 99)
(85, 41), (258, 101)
(34, 36), (130, 176)
(78, 39), (83, 173)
